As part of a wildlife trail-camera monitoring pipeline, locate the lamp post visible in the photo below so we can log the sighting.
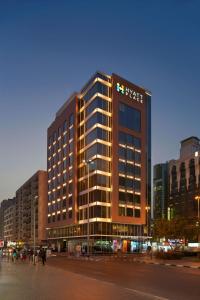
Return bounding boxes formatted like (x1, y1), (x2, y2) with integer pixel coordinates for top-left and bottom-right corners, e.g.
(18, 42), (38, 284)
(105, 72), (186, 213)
(195, 195), (200, 244)
(83, 159), (94, 256)
(33, 195), (38, 265)
(195, 195), (200, 219)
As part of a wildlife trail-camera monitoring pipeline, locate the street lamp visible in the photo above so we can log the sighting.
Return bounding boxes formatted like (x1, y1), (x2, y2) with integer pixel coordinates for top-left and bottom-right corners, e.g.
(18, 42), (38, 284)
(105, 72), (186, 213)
(194, 195), (200, 242)
(195, 195), (200, 219)
(33, 195), (38, 265)
(82, 159), (94, 256)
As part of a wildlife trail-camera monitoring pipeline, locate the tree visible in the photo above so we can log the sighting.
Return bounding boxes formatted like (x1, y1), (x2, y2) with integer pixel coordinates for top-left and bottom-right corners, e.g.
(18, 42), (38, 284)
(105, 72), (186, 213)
(152, 217), (199, 243)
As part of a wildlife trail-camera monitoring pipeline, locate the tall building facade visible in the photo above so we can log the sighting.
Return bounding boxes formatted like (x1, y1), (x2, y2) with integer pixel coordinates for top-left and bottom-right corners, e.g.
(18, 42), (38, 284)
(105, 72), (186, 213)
(4, 199), (16, 242)
(15, 170), (47, 246)
(0, 198), (15, 240)
(47, 72), (151, 252)
(153, 163), (168, 219)
(168, 137), (200, 219)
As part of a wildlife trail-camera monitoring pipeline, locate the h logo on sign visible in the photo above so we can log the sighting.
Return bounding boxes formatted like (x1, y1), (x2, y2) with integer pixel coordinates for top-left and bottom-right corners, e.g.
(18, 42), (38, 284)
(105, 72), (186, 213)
(116, 83), (125, 95)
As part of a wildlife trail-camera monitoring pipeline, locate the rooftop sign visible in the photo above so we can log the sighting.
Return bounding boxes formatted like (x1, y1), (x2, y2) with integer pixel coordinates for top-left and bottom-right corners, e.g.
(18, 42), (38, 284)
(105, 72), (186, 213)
(116, 82), (143, 104)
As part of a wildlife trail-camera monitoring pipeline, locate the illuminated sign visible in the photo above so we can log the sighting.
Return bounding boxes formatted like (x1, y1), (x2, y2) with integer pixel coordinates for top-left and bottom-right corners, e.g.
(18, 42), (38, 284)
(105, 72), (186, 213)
(116, 83), (125, 95)
(116, 82), (143, 104)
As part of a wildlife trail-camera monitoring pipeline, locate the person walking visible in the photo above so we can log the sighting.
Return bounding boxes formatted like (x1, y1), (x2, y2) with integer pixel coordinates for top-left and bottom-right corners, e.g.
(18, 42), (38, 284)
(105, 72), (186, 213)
(13, 249), (17, 263)
(40, 248), (46, 266)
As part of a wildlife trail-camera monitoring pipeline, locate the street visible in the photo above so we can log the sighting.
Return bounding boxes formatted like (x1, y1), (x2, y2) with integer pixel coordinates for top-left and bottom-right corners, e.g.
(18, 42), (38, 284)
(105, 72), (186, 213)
(0, 257), (199, 300)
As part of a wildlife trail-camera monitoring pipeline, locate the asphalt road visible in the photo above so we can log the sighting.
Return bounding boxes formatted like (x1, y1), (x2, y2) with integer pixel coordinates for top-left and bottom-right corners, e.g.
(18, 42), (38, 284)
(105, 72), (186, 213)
(47, 256), (200, 300)
(0, 257), (199, 300)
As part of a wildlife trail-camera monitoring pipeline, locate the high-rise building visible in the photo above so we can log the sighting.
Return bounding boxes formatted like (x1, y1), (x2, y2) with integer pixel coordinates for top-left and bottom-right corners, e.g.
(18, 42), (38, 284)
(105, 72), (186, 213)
(153, 163), (168, 219)
(15, 170), (47, 246)
(47, 71), (151, 253)
(3, 199), (16, 243)
(168, 137), (200, 219)
(0, 198), (15, 240)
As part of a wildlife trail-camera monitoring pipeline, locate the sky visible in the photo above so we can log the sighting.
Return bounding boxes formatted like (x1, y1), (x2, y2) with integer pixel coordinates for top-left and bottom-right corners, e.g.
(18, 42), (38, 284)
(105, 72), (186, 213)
(0, 0), (200, 200)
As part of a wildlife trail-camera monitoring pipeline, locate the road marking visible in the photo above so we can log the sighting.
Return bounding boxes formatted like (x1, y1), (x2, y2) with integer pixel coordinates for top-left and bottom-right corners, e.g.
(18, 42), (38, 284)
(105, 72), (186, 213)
(124, 287), (169, 300)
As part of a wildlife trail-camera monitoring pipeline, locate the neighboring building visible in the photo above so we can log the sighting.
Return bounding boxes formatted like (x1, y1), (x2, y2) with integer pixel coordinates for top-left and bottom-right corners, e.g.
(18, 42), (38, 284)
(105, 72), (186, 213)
(0, 198), (15, 240)
(4, 199), (16, 242)
(168, 137), (200, 219)
(153, 163), (168, 219)
(47, 71), (151, 252)
(14, 170), (47, 246)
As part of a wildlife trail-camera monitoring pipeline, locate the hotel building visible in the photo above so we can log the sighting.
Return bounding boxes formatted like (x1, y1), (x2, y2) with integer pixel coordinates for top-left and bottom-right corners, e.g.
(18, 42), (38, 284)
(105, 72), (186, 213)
(47, 72), (151, 252)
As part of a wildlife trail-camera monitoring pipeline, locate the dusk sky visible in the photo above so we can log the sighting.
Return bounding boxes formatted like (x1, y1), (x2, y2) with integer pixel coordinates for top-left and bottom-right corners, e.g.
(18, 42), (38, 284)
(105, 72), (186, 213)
(1, 0), (200, 200)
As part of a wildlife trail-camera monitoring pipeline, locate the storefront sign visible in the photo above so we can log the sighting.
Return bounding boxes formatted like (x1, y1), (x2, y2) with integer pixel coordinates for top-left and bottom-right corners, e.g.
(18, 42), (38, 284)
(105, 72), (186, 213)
(116, 82), (143, 104)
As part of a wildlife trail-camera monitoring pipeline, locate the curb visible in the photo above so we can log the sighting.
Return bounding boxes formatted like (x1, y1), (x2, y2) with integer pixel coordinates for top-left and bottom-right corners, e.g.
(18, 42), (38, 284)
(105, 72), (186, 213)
(130, 259), (200, 270)
(54, 255), (200, 269)
(97, 256), (200, 270)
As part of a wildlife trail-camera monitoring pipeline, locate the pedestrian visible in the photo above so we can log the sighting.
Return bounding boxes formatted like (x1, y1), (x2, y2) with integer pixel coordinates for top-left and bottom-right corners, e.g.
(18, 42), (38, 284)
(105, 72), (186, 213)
(40, 248), (46, 266)
(29, 249), (33, 262)
(13, 249), (17, 263)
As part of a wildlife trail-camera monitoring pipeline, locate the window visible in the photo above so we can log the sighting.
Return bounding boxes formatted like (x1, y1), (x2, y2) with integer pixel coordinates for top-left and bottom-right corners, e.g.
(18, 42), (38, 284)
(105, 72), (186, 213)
(135, 152), (141, 163)
(78, 190), (110, 206)
(63, 159), (67, 169)
(62, 199), (66, 207)
(119, 207), (126, 216)
(133, 180), (141, 190)
(69, 142), (73, 153)
(69, 155), (73, 166)
(85, 128), (110, 145)
(58, 127), (61, 136)
(69, 127), (74, 140)
(63, 120), (67, 132)
(134, 209), (141, 218)
(86, 112), (110, 131)
(127, 192), (134, 203)
(118, 161), (126, 173)
(134, 166), (141, 176)
(86, 143), (111, 160)
(126, 163), (134, 175)
(48, 136), (53, 146)
(63, 147), (67, 157)
(119, 176), (125, 187)
(134, 137), (141, 149)
(86, 97), (110, 116)
(69, 196), (73, 206)
(53, 131), (57, 141)
(119, 192), (126, 203)
(83, 82), (109, 102)
(127, 149), (134, 161)
(69, 114), (74, 126)
(68, 183), (73, 194)
(134, 194), (140, 203)
(119, 103), (141, 132)
(63, 134), (67, 144)
(118, 147), (126, 159)
(127, 207), (133, 217)
(63, 212), (66, 220)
